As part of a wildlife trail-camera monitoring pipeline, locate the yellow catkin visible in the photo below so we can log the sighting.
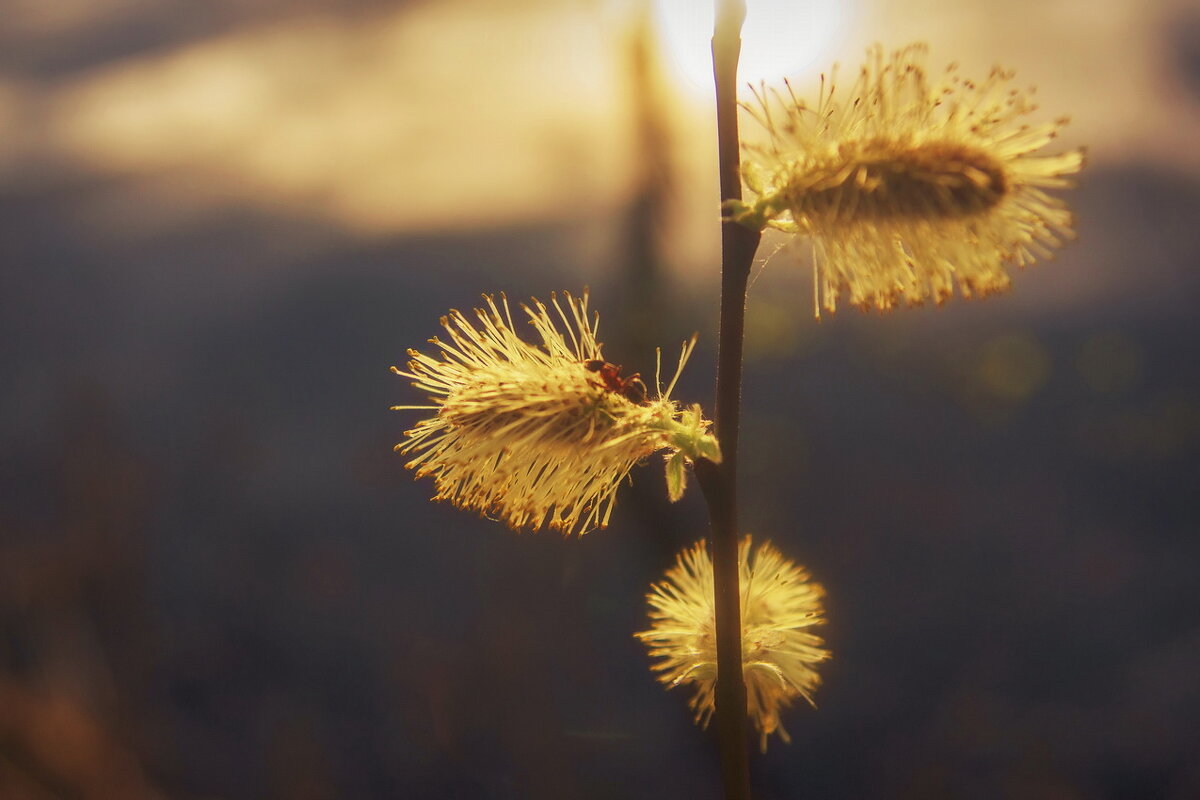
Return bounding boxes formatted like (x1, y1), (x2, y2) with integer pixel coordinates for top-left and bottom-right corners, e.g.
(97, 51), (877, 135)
(636, 537), (830, 751)
(392, 291), (717, 535)
(741, 44), (1085, 315)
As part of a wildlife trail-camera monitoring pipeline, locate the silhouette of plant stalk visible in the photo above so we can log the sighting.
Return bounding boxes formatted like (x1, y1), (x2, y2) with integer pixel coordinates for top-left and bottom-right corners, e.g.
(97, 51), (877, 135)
(693, 2), (761, 798)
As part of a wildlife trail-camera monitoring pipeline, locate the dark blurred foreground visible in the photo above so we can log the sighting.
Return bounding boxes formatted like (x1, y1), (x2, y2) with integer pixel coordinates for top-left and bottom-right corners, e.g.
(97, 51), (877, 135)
(3, 158), (1200, 799)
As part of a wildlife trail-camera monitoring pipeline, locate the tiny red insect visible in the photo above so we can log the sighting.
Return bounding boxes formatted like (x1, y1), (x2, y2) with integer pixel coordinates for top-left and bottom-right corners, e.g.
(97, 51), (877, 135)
(584, 359), (648, 404)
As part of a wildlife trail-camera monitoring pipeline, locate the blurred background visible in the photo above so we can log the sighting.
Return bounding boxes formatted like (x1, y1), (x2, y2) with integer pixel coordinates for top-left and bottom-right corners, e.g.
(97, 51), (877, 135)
(2, 0), (1199, 797)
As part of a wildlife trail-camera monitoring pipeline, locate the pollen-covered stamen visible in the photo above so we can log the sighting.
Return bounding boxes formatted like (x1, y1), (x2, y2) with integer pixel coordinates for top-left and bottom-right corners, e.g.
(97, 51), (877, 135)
(635, 537), (829, 751)
(393, 291), (720, 535)
(781, 139), (1008, 225)
(434, 371), (623, 452)
(739, 44), (1083, 314)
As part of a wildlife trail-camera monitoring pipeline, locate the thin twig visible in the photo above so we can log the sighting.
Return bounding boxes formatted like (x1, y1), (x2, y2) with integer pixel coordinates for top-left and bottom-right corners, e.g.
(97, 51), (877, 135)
(696, 2), (763, 799)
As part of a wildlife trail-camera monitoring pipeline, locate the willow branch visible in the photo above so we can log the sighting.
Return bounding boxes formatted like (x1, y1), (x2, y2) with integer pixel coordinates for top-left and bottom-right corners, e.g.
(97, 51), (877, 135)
(696, 2), (762, 799)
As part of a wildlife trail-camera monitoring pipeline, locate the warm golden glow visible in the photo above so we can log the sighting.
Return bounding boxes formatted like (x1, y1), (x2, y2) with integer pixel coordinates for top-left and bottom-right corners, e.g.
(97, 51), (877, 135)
(43, 4), (632, 234)
(651, 0), (851, 90)
(6, 0), (1191, 249)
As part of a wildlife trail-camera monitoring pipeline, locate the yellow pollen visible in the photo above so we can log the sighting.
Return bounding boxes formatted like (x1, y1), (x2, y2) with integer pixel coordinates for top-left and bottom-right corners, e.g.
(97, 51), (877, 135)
(436, 374), (620, 452)
(783, 140), (1008, 226)
(739, 44), (1084, 313)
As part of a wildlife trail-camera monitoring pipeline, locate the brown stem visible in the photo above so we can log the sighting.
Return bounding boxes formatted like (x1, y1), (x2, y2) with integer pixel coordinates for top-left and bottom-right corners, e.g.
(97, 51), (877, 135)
(698, 2), (762, 800)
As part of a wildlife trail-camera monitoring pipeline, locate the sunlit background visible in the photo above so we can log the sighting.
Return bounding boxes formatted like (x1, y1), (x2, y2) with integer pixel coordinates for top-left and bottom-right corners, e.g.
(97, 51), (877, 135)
(3, 0), (1199, 797)
(653, 0), (850, 89)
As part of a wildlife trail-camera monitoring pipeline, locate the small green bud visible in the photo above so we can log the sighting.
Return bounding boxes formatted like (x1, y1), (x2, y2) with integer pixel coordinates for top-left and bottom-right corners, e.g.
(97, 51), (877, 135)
(722, 198), (771, 232)
(664, 452), (687, 503)
(667, 405), (722, 464)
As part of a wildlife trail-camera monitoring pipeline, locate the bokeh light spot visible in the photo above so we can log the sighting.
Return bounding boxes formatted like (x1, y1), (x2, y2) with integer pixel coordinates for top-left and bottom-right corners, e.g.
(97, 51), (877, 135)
(976, 333), (1052, 403)
(652, 0), (851, 91)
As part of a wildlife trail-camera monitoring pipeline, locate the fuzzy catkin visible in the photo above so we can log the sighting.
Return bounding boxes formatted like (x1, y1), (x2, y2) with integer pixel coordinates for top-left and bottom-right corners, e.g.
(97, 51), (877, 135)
(740, 44), (1084, 315)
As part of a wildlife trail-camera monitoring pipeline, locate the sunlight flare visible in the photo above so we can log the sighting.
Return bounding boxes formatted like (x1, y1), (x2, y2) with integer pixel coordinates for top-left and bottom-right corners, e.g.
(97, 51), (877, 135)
(652, 0), (851, 90)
